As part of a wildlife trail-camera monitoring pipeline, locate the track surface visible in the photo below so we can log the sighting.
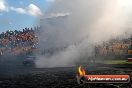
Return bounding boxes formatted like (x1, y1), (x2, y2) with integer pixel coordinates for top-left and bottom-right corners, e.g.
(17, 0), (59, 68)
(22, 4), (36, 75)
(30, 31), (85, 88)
(0, 63), (132, 88)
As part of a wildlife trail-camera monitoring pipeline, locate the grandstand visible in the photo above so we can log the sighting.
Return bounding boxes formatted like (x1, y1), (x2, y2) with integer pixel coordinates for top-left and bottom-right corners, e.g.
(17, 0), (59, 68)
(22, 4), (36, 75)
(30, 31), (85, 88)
(0, 27), (131, 59)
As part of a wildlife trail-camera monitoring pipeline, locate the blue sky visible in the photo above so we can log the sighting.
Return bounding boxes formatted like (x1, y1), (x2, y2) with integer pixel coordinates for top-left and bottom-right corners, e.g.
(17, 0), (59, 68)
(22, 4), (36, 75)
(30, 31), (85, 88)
(0, 0), (53, 33)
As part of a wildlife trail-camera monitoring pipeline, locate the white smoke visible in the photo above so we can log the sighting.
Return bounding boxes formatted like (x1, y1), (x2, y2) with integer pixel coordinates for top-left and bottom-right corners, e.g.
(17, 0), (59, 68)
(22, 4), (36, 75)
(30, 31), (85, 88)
(35, 0), (132, 68)
(47, 12), (70, 18)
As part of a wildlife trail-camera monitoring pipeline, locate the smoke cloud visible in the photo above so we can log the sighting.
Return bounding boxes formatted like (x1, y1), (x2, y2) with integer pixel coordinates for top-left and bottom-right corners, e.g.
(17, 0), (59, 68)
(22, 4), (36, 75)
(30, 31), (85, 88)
(35, 0), (132, 68)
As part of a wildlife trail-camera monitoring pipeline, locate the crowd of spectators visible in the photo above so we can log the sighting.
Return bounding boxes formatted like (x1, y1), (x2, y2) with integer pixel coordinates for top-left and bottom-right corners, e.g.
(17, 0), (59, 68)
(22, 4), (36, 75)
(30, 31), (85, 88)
(0, 27), (39, 56)
(0, 27), (131, 57)
(95, 38), (131, 56)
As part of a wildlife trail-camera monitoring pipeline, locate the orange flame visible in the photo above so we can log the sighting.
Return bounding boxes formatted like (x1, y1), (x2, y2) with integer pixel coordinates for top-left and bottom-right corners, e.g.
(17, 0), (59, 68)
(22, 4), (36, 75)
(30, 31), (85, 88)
(78, 66), (86, 76)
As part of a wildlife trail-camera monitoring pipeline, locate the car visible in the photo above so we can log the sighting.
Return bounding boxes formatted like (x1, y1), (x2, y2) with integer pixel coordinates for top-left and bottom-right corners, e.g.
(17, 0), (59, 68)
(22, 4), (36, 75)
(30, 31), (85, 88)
(23, 56), (36, 66)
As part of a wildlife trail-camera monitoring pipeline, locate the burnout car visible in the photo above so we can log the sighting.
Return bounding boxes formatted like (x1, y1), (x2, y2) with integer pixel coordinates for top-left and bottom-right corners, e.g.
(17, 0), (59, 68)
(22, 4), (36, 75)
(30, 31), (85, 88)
(23, 56), (36, 66)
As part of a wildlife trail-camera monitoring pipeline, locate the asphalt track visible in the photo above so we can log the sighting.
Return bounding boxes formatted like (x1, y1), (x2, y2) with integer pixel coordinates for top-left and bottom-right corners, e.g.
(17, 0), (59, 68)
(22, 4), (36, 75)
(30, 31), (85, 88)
(0, 62), (131, 88)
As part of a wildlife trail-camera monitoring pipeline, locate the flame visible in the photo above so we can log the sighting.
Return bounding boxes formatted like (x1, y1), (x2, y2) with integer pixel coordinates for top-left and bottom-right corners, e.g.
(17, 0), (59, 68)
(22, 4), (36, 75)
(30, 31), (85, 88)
(78, 66), (86, 76)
